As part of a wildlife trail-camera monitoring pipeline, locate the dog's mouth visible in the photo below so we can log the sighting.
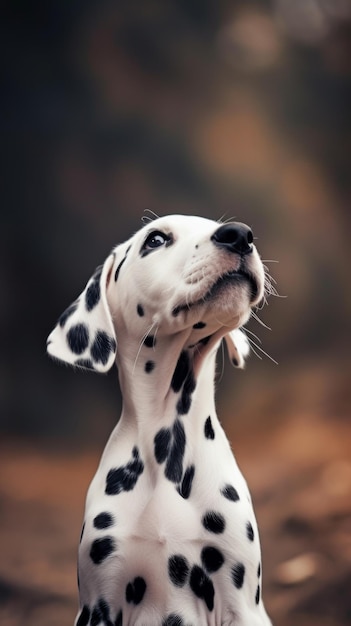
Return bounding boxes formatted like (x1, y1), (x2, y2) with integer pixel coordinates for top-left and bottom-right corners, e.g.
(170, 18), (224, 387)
(172, 268), (259, 317)
(210, 268), (259, 301)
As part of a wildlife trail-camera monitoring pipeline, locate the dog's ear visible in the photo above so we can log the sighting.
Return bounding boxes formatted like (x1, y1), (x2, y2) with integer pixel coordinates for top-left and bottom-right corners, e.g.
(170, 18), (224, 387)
(46, 253), (117, 373)
(224, 328), (250, 369)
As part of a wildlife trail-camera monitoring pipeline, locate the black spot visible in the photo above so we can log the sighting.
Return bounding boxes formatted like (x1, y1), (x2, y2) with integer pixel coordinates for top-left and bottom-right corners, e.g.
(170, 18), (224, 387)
(137, 304), (144, 316)
(98, 598), (113, 625)
(132, 444), (139, 457)
(204, 416), (215, 440)
(165, 419), (186, 483)
(85, 280), (101, 312)
(201, 546), (225, 573)
(171, 351), (190, 393)
(93, 512), (114, 529)
(154, 428), (171, 464)
(67, 323), (89, 355)
(154, 421), (186, 484)
(90, 537), (115, 564)
(232, 358), (239, 367)
(90, 599), (113, 626)
(221, 484), (240, 502)
(246, 521), (254, 542)
(177, 465), (195, 499)
(79, 522), (85, 543)
(91, 331), (116, 365)
(231, 562), (245, 589)
(144, 335), (155, 348)
(193, 321), (206, 329)
(125, 583), (132, 603)
(105, 447), (144, 495)
(76, 605), (90, 626)
(255, 585), (260, 605)
(114, 256), (127, 282)
(185, 368), (197, 394)
(91, 605), (102, 626)
(75, 358), (94, 370)
(115, 609), (123, 626)
(202, 511), (225, 534)
(172, 305), (181, 317)
(257, 562), (261, 578)
(176, 392), (191, 416)
(162, 615), (184, 626)
(168, 554), (189, 587)
(125, 576), (146, 605)
(59, 302), (78, 327)
(189, 565), (215, 611)
(145, 360), (155, 373)
(176, 368), (196, 415)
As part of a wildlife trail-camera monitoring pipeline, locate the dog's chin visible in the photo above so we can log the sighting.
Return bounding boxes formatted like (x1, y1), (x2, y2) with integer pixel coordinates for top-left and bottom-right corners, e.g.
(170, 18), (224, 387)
(200, 285), (252, 331)
(210, 270), (259, 304)
(172, 271), (257, 323)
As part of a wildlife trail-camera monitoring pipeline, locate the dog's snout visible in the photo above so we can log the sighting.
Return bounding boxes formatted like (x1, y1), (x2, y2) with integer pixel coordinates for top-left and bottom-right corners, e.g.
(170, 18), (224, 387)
(211, 223), (253, 256)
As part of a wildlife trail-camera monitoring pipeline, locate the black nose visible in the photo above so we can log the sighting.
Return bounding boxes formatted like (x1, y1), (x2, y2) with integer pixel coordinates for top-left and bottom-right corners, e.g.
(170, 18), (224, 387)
(211, 222), (254, 256)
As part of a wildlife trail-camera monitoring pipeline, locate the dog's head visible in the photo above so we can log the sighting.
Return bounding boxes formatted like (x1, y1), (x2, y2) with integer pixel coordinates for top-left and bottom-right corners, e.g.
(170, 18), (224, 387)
(47, 215), (265, 372)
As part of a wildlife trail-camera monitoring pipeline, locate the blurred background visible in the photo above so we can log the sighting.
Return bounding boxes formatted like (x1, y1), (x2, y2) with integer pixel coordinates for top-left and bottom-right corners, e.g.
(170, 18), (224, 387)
(1, 1), (351, 625)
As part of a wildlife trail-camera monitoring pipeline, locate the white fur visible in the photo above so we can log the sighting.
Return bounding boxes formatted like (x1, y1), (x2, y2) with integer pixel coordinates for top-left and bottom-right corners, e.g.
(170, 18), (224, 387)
(47, 215), (271, 626)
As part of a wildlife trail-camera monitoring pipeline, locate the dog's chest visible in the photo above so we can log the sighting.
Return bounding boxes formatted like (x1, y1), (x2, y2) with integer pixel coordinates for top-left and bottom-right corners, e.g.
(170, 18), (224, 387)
(78, 419), (263, 624)
(82, 415), (251, 542)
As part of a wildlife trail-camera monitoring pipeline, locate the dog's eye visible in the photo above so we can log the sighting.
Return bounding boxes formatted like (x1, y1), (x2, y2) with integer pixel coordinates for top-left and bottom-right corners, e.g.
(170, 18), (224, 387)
(143, 231), (170, 251)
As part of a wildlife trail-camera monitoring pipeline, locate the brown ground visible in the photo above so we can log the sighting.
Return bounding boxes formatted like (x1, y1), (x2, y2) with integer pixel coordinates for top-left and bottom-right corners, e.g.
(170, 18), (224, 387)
(1, 406), (351, 626)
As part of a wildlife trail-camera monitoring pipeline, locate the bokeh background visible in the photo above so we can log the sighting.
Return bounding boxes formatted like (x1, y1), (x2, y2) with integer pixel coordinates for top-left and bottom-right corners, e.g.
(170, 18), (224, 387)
(1, 1), (351, 625)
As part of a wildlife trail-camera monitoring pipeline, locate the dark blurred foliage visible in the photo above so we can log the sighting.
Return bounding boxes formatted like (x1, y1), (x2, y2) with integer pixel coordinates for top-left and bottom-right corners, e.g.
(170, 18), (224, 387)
(2, 0), (351, 443)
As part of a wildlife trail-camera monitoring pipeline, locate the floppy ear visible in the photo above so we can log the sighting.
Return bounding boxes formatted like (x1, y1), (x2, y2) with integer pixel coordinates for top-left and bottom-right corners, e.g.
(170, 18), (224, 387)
(46, 254), (117, 373)
(224, 328), (250, 369)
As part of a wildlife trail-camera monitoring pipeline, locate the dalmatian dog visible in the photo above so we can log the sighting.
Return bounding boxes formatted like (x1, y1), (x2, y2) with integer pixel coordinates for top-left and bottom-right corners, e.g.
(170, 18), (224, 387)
(47, 214), (272, 626)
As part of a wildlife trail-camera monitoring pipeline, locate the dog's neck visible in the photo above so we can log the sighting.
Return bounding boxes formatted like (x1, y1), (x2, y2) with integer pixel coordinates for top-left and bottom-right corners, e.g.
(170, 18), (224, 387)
(115, 330), (218, 429)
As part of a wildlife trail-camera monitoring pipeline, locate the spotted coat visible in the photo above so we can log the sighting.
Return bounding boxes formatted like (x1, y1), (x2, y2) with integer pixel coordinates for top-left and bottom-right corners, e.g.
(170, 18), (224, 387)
(47, 214), (272, 626)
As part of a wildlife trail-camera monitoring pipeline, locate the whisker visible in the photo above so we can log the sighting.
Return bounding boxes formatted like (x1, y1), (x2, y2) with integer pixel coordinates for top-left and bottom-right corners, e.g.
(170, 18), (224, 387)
(264, 272), (278, 287)
(263, 269), (284, 302)
(217, 340), (225, 383)
(132, 321), (158, 374)
(217, 215), (238, 225)
(247, 336), (278, 365)
(248, 341), (263, 361)
(217, 213), (227, 224)
(263, 273), (277, 287)
(141, 209), (160, 224)
(265, 282), (286, 299)
(243, 327), (262, 344)
(262, 264), (287, 301)
(251, 310), (272, 330)
(269, 291), (286, 299)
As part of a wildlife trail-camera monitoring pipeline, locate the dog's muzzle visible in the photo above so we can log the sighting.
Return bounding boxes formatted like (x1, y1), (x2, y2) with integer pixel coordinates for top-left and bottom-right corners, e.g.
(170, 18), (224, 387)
(172, 223), (261, 317)
(211, 222), (259, 301)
